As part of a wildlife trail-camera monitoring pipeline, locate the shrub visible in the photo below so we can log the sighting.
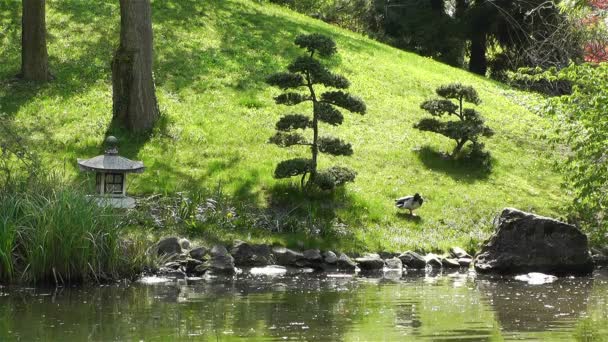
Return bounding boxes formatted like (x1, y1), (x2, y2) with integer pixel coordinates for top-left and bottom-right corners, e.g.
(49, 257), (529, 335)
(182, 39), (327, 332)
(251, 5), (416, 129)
(414, 83), (493, 157)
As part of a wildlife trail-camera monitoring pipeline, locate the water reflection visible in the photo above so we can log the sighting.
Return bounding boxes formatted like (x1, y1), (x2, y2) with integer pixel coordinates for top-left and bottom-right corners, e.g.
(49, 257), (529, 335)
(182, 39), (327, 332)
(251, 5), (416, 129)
(0, 270), (606, 341)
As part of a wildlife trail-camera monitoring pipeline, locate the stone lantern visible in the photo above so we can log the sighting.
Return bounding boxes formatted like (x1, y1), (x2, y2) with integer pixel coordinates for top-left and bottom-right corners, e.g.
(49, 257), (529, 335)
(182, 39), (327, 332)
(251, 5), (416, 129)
(77, 136), (144, 208)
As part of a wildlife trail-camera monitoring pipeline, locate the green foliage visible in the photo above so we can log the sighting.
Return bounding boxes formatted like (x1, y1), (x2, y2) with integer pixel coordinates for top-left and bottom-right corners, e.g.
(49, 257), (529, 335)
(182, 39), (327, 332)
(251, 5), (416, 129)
(276, 114), (312, 131)
(546, 63), (608, 244)
(294, 32), (337, 56)
(314, 166), (357, 190)
(316, 103), (343, 125)
(318, 136), (353, 156)
(415, 83), (493, 157)
(274, 92), (310, 105)
(0, 179), (146, 284)
(269, 131), (309, 147)
(266, 72), (304, 89)
(320, 91), (366, 114)
(274, 158), (313, 178)
(266, 33), (365, 190)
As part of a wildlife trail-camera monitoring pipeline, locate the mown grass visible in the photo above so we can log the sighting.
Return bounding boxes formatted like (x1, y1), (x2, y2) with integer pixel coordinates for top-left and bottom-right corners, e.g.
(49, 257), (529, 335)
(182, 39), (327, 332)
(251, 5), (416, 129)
(0, 0), (567, 253)
(0, 180), (147, 284)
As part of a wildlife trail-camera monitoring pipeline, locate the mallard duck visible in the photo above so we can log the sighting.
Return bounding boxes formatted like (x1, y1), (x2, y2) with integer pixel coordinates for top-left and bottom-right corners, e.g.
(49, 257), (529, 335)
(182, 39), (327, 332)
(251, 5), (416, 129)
(395, 193), (424, 215)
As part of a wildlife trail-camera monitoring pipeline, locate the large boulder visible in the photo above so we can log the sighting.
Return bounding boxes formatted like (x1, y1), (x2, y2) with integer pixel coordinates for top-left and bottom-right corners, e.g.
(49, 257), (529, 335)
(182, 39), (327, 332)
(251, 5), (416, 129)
(474, 208), (594, 275)
(156, 237), (182, 256)
(398, 251), (426, 269)
(231, 241), (275, 267)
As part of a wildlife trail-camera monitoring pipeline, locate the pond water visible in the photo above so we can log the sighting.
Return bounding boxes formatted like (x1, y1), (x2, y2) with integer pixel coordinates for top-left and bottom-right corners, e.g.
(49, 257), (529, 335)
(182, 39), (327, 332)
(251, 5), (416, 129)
(1, 269), (607, 341)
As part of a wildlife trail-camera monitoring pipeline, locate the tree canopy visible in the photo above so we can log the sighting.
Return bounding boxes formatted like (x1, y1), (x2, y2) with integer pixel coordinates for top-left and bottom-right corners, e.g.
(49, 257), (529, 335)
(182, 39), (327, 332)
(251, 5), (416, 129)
(266, 33), (366, 190)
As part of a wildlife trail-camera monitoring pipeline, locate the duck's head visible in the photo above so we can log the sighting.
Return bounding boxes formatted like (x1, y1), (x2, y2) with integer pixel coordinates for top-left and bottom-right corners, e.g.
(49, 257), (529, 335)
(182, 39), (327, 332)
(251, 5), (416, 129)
(414, 193), (423, 203)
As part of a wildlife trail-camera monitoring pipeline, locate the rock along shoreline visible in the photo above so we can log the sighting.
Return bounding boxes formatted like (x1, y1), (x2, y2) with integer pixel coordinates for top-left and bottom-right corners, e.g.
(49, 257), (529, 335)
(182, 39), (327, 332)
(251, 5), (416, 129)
(149, 208), (608, 281)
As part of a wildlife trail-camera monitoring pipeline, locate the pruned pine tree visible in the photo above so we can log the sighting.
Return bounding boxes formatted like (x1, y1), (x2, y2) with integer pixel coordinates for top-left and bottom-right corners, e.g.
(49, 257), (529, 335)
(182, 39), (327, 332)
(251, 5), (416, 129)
(266, 33), (366, 190)
(414, 83), (493, 157)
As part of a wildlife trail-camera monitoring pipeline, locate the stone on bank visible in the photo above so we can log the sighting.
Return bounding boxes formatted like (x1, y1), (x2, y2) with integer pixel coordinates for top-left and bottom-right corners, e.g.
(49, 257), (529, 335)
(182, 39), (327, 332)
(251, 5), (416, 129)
(474, 208), (594, 275)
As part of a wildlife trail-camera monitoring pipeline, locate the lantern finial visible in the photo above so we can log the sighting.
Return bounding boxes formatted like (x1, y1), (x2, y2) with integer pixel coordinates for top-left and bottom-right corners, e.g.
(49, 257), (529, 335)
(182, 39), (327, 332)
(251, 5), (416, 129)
(105, 136), (119, 155)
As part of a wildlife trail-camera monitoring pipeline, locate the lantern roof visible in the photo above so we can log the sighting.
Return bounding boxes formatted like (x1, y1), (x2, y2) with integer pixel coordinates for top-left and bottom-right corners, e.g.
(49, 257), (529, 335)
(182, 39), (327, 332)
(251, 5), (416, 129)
(77, 136), (145, 173)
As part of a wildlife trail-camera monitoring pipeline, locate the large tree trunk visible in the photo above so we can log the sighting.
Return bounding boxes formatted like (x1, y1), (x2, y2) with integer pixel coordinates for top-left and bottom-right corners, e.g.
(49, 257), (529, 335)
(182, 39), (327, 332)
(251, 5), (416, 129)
(111, 0), (159, 132)
(469, 30), (487, 75)
(21, 0), (50, 81)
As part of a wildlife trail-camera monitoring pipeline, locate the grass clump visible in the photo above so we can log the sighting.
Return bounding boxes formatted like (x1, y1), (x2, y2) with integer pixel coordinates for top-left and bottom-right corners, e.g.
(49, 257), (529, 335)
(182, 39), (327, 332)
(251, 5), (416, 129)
(0, 180), (144, 284)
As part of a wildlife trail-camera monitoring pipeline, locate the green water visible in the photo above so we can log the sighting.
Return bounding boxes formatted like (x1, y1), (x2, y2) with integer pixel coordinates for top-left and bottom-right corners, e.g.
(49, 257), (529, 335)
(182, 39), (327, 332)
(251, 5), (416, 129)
(1, 270), (607, 341)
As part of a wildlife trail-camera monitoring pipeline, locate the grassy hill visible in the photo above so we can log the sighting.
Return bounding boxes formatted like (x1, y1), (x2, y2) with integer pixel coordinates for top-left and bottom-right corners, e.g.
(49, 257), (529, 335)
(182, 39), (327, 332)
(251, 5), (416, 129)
(0, 0), (566, 252)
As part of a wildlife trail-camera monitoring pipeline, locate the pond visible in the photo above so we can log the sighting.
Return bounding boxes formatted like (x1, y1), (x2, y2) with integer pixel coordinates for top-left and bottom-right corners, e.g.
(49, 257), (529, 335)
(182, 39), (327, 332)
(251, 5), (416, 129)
(1, 269), (607, 341)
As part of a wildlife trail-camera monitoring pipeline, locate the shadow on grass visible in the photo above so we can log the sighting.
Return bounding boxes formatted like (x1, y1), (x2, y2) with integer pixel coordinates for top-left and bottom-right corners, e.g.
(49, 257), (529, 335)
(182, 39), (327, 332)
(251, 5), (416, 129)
(152, 0), (351, 94)
(0, 1), (118, 118)
(415, 145), (492, 183)
(395, 212), (423, 224)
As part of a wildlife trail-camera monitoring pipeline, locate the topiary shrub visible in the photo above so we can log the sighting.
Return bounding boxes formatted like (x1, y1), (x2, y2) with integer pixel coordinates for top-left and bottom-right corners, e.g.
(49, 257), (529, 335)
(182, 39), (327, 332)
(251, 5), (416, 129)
(266, 33), (366, 190)
(414, 83), (493, 157)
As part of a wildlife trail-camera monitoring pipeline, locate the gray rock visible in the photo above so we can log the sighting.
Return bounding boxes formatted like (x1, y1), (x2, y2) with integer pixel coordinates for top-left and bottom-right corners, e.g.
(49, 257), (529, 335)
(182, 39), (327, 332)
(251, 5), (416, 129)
(474, 208), (594, 275)
(425, 254), (443, 268)
(156, 237), (182, 256)
(272, 247), (304, 266)
(398, 251), (427, 269)
(303, 249), (322, 262)
(356, 253), (385, 271)
(323, 251), (338, 264)
(441, 257), (460, 268)
(385, 257), (403, 270)
(336, 253), (357, 271)
(195, 244), (236, 275)
(184, 258), (204, 273)
(378, 251), (399, 259)
(231, 241), (275, 267)
(189, 247), (208, 261)
(458, 257), (472, 267)
(210, 245), (229, 257)
(449, 246), (472, 259)
(179, 238), (191, 250)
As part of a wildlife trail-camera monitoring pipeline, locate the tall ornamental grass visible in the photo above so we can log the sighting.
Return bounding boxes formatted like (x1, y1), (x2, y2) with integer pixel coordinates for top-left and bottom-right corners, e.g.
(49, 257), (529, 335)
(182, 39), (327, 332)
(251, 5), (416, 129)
(0, 183), (141, 284)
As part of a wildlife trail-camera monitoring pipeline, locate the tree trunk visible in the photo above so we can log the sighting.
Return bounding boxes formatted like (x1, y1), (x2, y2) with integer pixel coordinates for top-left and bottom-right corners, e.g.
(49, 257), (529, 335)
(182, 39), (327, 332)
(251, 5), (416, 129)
(452, 139), (467, 156)
(21, 0), (50, 81)
(111, 0), (159, 132)
(469, 30), (487, 75)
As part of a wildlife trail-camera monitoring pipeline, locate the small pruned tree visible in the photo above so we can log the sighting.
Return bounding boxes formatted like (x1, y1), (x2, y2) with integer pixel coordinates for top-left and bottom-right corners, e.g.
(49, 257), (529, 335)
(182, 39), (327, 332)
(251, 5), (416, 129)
(414, 83), (493, 157)
(266, 33), (366, 190)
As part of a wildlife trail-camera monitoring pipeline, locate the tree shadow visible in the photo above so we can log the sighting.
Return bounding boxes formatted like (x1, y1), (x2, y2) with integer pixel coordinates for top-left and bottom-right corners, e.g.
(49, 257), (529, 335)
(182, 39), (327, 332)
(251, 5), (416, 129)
(415, 145), (492, 183)
(261, 181), (367, 249)
(0, 1), (118, 119)
(151, 0), (350, 95)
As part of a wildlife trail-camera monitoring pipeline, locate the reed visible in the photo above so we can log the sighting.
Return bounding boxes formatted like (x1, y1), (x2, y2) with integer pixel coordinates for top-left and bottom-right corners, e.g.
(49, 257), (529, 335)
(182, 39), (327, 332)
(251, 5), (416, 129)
(0, 182), (143, 284)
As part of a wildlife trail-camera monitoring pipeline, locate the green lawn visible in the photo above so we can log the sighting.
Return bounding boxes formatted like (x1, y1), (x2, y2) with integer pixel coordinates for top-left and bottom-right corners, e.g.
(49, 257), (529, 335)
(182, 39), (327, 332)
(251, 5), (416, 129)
(0, 0), (566, 253)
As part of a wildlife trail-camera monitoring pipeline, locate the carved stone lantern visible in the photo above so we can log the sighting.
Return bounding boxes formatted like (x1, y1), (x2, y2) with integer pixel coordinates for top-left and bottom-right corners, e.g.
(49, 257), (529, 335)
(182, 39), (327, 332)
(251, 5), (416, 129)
(77, 136), (144, 208)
